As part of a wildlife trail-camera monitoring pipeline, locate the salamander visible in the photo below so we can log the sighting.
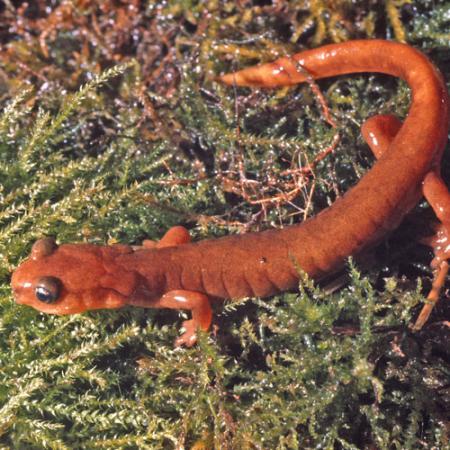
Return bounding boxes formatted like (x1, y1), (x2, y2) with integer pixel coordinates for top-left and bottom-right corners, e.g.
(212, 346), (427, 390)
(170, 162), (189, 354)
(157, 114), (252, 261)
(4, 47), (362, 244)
(11, 40), (450, 346)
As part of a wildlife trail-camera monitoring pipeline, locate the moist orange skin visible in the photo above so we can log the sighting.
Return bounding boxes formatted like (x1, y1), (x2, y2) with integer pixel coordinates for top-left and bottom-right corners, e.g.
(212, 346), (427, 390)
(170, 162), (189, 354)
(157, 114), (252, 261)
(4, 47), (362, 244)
(11, 40), (450, 346)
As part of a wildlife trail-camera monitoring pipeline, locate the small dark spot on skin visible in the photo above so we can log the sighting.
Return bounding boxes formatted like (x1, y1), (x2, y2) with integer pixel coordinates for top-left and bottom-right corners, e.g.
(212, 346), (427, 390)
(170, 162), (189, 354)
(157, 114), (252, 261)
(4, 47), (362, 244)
(260, 257), (267, 264)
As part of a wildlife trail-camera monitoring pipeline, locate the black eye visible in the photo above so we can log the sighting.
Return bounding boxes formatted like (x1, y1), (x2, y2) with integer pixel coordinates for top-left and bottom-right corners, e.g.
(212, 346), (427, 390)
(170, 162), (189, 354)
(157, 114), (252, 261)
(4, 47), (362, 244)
(35, 277), (61, 304)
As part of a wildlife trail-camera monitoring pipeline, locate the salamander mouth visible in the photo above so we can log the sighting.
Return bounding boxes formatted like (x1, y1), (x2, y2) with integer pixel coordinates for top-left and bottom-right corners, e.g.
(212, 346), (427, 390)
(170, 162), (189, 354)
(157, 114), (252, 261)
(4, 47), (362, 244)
(12, 288), (24, 304)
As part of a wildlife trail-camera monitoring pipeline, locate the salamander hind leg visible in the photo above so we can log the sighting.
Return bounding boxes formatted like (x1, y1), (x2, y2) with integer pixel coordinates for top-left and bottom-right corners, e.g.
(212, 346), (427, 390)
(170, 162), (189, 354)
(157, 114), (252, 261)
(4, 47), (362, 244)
(413, 172), (450, 330)
(362, 115), (450, 330)
(361, 114), (402, 159)
(155, 290), (213, 347)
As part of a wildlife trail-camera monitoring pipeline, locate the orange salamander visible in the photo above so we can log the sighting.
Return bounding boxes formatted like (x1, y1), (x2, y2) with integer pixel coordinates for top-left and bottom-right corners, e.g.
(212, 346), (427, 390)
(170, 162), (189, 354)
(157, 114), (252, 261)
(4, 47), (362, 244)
(11, 40), (450, 346)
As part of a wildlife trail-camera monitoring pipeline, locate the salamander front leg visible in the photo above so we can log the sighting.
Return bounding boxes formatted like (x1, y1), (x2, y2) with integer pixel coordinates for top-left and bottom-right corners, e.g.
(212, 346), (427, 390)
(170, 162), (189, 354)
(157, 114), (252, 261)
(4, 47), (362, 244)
(154, 290), (213, 347)
(142, 225), (191, 249)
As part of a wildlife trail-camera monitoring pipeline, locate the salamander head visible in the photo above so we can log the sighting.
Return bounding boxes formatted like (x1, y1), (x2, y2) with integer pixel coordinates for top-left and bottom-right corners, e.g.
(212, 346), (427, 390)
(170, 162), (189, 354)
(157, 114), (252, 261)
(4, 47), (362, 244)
(11, 238), (134, 315)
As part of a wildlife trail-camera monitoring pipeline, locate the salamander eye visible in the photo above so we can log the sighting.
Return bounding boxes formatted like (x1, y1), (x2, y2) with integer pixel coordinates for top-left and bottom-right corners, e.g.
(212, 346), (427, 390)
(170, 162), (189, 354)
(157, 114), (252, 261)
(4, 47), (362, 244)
(35, 277), (61, 304)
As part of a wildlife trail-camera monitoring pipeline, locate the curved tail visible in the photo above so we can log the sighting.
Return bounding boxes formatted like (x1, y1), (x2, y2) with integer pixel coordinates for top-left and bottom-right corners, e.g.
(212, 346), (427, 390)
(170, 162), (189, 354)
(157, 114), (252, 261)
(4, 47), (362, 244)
(217, 40), (448, 276)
